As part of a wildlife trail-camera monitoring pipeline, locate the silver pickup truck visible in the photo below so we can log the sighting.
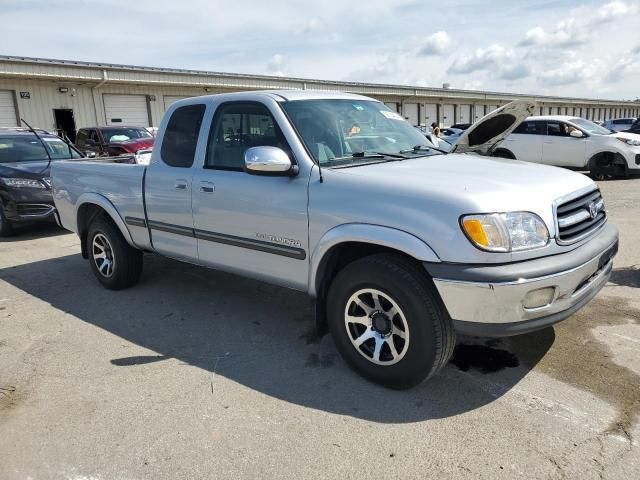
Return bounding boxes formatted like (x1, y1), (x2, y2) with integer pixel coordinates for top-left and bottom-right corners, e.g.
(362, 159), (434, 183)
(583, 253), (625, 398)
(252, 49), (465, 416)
(52, 91), (618, 388)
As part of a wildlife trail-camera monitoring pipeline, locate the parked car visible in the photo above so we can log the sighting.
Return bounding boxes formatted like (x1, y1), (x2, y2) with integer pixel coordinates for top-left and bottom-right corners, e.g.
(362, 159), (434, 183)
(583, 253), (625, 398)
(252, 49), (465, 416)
(0, 128), (83, 236)
(623, 117), (640, 134)
(602, 118), (637, 133)
(495, 115), (640, 179)
(52, 93), (617, 388)
(440, 127), (464, 144)
(75, 126), (155, 160)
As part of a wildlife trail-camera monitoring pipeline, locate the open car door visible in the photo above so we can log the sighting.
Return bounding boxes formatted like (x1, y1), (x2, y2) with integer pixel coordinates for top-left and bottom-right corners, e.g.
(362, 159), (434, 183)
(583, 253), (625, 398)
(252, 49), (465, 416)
(449, 100), (537, 155)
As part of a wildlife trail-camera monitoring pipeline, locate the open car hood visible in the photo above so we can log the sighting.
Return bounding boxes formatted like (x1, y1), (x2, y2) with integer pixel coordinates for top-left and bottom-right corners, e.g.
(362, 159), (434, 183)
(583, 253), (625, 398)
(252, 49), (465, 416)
(449, 100), (537, 155)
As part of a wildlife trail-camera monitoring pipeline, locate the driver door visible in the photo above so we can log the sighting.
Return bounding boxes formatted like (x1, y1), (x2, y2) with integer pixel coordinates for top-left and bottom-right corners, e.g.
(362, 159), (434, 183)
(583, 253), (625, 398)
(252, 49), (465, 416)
(191, 101), (310, 290)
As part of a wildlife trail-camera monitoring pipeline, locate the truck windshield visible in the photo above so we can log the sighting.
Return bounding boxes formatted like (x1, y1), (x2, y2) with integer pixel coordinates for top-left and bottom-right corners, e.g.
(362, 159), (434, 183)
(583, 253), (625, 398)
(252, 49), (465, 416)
(102, 127), (153, 143)
(282, 99), (440, 166)
(0, 135), (82, 163)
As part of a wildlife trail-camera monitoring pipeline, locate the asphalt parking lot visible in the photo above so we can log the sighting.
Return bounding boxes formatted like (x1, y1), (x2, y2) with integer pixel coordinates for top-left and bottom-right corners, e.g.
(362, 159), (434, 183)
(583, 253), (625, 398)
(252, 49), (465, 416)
(0, 178), (638, 479)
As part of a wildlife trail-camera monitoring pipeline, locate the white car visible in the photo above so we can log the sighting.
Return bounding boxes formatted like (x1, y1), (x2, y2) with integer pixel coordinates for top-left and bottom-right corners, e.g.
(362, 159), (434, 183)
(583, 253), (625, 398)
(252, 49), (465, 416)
(602, 118), (637, 133)
(495, 115), (640, 179)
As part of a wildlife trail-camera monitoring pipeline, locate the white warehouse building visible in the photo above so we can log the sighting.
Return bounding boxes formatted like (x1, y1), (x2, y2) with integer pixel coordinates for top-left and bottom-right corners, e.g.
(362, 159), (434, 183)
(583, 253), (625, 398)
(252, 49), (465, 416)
(0, 55), (638, 141)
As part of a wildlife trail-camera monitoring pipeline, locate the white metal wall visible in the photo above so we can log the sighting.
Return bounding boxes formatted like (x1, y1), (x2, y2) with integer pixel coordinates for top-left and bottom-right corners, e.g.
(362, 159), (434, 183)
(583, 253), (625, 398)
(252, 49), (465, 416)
(0, 90), (17, 127)
(384, 102), (399, 112)
(163, 95), (191, 110)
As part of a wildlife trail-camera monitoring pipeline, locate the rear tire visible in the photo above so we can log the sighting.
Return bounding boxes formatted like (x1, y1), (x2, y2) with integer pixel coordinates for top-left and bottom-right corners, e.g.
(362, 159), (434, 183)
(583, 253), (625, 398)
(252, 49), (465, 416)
(327, 253), (455, 389)
(87, 216), (142, 290)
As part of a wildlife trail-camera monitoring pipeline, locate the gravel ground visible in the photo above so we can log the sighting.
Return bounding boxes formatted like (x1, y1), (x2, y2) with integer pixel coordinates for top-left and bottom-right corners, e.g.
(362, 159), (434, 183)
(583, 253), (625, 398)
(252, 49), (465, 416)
(0, 178), (638, 480)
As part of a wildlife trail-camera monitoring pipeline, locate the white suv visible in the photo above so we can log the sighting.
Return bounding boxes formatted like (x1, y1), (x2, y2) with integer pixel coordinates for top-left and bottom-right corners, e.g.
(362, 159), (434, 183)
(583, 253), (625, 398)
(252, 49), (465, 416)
(495, 115), (640, 179)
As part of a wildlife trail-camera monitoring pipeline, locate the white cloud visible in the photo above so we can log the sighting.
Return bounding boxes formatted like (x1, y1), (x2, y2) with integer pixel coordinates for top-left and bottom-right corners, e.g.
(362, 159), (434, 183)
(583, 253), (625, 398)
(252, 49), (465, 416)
(417, 31), (451, 56)
(296, 17), (323, 35)
(447, 44), (512, 74)
(518, 1), (639, 47)
(266, 53), (286, 77)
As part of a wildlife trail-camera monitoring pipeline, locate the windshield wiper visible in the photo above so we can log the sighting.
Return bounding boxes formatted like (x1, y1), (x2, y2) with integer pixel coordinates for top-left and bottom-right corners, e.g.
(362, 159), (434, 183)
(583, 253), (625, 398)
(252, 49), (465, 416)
(399, 145), (447, 154)
(351, 151), (409, 159)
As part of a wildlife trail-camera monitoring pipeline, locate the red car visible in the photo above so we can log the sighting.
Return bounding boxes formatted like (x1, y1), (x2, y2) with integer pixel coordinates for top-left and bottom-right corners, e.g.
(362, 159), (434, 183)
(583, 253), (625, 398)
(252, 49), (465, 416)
(75, 126), (154, 158)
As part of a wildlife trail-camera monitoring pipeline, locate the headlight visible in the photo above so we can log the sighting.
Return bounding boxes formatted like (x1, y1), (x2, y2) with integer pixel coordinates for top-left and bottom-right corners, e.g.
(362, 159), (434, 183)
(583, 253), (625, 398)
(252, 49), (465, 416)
(616, 137), (640, 146)
(0, 178), (46, 189)
(461, 212), (549, 252)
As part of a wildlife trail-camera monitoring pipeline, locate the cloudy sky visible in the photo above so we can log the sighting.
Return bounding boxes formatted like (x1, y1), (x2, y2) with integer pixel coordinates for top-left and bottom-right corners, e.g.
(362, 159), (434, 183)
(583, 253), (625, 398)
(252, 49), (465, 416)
(1, 0), (639, 100)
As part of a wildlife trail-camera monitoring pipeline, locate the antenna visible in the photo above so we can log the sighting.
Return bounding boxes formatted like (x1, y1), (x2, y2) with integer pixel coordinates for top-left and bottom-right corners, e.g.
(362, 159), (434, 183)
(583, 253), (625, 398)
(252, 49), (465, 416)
(21, 118), (53, 174)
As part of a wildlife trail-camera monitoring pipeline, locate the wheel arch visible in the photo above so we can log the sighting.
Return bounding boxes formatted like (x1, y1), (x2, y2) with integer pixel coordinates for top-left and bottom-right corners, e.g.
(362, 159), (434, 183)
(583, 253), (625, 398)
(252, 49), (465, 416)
(309, 224), (440, 298)
(587, 150), (628, 177)
(491, 148), (516, 159)
(75, 193), (135, 259)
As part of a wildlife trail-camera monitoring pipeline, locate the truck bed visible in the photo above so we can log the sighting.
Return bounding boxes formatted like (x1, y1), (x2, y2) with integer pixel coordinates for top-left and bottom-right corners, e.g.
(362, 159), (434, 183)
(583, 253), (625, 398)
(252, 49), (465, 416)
(52, 160), (151, 249)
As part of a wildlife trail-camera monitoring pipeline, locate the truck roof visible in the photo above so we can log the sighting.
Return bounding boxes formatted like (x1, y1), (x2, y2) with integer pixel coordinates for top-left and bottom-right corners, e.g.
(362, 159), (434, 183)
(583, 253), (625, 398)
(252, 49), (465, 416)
(182, 89), (377, 103)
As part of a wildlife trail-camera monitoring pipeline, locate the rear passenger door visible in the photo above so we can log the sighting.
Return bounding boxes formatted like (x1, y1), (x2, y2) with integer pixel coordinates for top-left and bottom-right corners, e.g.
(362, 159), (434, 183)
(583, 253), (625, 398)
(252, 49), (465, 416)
(503, 120), (545, 163)
(144, 103), (206, 261)
(191, 101), (310, 290)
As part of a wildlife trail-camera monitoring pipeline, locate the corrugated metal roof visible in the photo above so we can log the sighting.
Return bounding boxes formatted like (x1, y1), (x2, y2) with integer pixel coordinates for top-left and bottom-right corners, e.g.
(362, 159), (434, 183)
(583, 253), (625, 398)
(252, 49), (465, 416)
(0, 54), (638, 106)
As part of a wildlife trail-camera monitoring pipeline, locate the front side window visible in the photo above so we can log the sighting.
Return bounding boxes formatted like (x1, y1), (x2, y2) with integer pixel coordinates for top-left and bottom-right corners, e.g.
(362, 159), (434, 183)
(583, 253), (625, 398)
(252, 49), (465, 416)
(160, 104), (206, 168)
(205, 102), (290, 170)
(76, 130), (88, 146)
(281, 99), (438, 166)
(0, 135), (82, 163)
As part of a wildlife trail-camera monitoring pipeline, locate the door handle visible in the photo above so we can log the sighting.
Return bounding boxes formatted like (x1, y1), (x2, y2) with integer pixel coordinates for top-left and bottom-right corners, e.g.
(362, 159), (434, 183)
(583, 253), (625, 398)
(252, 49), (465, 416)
(174, 179), (188, 190)
(199, 181), (215, 193)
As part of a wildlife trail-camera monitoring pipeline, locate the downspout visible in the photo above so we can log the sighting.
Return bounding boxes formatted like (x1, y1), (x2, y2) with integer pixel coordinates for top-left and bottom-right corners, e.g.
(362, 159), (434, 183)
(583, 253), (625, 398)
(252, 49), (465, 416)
(92, 70), (108, 124)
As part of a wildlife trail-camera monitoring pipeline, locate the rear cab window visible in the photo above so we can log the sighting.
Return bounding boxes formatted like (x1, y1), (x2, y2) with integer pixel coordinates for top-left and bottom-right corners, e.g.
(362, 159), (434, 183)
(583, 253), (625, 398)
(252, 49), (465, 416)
(160, 104), (206, 168)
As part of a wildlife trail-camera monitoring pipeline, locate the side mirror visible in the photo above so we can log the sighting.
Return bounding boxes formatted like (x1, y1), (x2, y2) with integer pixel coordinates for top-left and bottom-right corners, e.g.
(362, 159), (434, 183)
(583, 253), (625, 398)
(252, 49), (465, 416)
(570, 129), (585, 138)
(85, 151), (97, 158)
(244, 146), (298, 176)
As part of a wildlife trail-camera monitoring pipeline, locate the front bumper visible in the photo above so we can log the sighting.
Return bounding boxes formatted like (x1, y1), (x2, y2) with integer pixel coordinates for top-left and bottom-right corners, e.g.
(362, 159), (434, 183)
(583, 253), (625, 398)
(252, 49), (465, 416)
(1, 188), (56, 222)
(425, 223), (618, 337)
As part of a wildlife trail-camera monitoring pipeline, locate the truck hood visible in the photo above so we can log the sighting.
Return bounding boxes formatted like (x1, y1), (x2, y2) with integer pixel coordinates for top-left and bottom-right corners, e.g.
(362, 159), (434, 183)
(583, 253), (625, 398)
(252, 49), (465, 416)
(331, 153), (594, 213)
(450, 100), (537, 155)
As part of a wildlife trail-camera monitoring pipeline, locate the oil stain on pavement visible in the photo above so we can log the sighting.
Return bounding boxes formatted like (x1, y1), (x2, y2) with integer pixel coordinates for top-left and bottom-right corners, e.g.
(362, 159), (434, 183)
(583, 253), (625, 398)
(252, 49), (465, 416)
(455, 295), (640, 441)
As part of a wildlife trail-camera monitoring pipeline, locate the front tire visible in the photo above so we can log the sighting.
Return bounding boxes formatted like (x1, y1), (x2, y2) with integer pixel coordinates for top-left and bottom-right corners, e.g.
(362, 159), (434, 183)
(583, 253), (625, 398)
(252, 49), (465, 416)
(327, 254), (455, 389)
(87, 217), (142, 290)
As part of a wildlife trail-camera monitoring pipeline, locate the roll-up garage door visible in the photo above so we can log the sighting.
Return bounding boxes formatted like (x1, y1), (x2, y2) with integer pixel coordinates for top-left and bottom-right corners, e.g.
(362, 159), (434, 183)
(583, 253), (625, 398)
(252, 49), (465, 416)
(458, 105), (471, 124)
(0, 90), (18, 127)
(442, 105), (454, 126)
(104, 94), (150, 126)
(403, 103), (419, 125)
(424, 104), (437, 124)
(384, 102), (399, 112)
(163, 95), (191, 111)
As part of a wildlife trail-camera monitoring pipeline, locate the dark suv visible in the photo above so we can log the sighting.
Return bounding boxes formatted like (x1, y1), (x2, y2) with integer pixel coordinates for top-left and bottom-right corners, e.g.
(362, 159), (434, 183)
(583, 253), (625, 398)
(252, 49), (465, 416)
(75, 126), (154, 157)
(0, 128), (83, 236)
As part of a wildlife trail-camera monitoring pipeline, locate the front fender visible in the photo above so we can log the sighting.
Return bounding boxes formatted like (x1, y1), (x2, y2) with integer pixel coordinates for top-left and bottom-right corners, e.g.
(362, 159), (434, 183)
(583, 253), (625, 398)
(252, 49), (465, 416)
(308, 223), (440, 297)
(75, 193), (136, 248)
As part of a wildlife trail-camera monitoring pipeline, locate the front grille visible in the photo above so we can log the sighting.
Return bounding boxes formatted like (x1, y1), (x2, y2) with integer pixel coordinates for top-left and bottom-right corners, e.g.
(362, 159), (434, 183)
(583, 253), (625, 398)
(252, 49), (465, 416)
(556, 189), (606, 244)
(16, 203), (55, 217)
